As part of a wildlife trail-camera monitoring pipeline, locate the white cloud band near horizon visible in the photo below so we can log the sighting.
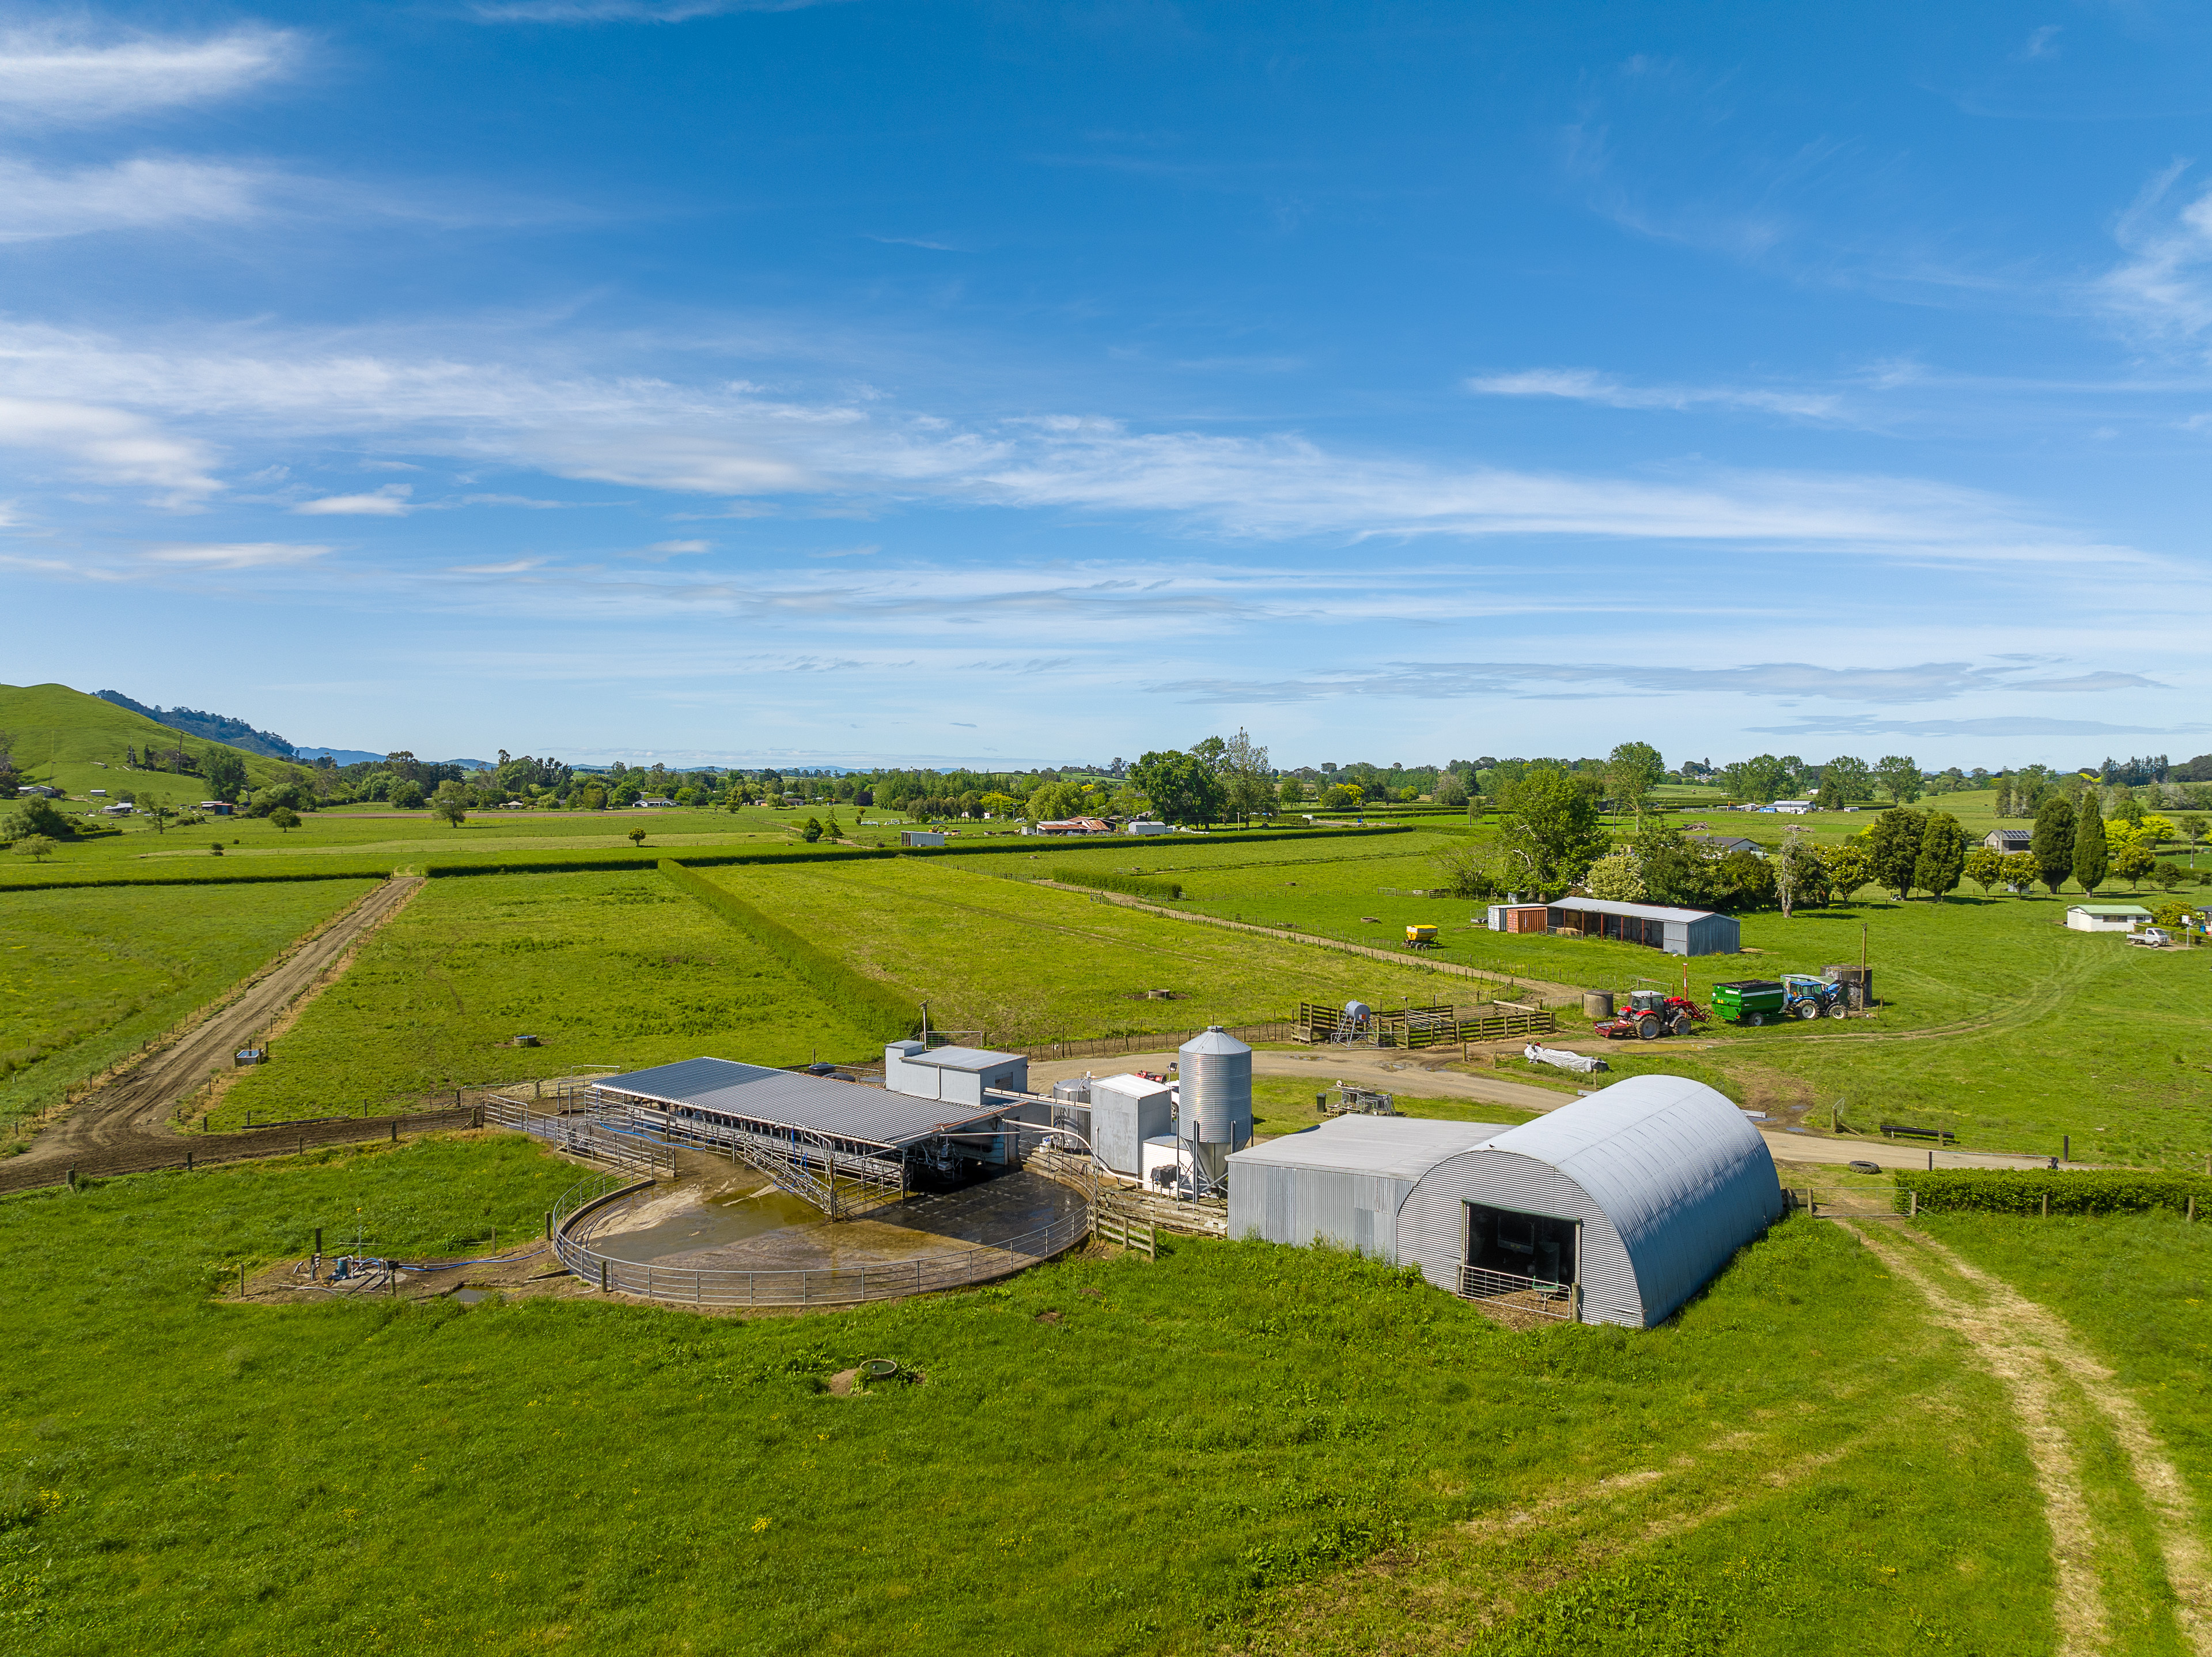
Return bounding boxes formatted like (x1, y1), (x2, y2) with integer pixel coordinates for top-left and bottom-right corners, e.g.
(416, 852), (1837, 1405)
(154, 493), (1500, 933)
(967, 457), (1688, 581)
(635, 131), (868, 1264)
(0, 25), (296, 123)
(0, 319), (2177, 583)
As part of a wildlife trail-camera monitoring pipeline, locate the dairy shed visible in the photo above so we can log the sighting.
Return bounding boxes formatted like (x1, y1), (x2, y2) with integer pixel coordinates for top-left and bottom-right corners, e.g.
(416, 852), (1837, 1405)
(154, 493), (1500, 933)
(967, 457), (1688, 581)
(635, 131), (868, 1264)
(1226, 1075), (1782, 1327)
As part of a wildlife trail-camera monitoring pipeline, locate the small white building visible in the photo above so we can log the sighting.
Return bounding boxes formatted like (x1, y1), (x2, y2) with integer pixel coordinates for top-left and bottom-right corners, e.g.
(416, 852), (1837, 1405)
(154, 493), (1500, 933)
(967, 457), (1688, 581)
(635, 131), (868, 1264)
(2066, 904), (2153, 932)
(1772, 800), (1813, 814)
(882, 1042), (1028, 1108)
(1124, 820), (1172, 836)
(899, 829), (945, 848)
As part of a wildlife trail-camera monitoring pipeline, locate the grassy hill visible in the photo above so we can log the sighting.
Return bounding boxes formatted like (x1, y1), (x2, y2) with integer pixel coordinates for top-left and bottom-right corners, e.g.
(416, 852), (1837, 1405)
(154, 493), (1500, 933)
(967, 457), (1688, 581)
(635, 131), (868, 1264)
(1, 682), (305, 814)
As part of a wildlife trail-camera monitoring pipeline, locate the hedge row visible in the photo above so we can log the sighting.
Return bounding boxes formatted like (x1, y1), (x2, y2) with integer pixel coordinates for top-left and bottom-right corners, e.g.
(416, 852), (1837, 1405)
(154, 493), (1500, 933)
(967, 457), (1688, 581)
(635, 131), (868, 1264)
(657, 858), (921, 1043)
(0, 822), (1418, 893)
(1051, 866), (1184, 902)
(0, 864), (397, 892)
(1893, 1168), (2212, 1216)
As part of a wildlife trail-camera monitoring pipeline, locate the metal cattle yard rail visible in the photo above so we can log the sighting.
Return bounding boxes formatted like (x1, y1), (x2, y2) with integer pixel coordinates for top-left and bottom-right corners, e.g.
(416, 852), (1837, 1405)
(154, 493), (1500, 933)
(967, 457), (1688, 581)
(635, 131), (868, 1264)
(547, 1168), (1095, 1307)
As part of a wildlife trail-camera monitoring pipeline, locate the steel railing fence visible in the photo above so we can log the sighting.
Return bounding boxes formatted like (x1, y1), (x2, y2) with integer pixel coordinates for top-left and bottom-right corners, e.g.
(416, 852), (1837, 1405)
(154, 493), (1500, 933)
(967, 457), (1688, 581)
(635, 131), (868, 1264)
(547, 1167), (1095, 1307)
(482, 1094), (675, 1177)
(1457, 1262), (1581, 1322)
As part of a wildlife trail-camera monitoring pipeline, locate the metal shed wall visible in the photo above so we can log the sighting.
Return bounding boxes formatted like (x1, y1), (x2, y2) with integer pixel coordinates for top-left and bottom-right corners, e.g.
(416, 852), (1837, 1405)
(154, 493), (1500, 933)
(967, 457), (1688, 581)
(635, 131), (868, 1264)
(1230, 1161), (1414, 1258)
(1395, 1075), (1782, 1327)
(1682, 912), (1741, 955)
(1091, 1075), (1173, 1176)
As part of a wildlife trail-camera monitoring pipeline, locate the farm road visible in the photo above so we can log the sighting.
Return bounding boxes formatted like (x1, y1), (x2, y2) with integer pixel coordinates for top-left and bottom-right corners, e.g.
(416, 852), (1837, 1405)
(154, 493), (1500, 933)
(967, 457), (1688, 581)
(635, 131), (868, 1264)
(1029, 1049), (2056, 1171)
(5, 876), (424, 1185)
(1836, 1219), (2212, 1656)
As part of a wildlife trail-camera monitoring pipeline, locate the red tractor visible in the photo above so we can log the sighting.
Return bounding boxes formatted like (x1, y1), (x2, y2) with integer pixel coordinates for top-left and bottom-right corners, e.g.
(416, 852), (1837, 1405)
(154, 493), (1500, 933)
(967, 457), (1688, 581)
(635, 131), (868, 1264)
(1596, 987), (1707, 1041)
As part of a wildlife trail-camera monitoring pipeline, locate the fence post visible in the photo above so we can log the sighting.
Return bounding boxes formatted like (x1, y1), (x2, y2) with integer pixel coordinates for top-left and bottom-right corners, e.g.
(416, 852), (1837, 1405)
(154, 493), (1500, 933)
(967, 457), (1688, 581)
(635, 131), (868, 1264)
(1910, 1191), (1918, 1219)
(600, 1258), (608, 1293)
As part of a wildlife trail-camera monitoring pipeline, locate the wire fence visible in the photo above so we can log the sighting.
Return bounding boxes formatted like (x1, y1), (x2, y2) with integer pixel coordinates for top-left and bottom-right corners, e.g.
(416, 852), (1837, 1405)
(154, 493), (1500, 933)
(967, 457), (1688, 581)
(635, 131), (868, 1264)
(548, 1167), (1096, 1307)
(0, 1104), (482, 1197)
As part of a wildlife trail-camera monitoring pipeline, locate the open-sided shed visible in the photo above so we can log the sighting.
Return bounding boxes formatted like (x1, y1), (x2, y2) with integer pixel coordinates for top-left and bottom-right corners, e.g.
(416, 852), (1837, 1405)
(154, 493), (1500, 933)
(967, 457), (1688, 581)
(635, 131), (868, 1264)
(1228, 1075), (1781, 1327)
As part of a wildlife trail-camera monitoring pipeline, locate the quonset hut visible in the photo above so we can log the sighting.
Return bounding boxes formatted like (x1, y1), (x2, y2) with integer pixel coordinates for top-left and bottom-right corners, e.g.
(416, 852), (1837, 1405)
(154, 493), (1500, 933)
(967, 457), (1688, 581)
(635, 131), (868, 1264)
(1226, 1075), (1781, 1327)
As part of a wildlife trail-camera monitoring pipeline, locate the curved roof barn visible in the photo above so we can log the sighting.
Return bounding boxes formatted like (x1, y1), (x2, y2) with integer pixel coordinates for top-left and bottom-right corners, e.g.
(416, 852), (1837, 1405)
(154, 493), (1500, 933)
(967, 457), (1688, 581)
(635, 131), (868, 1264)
(1228, 1075), (1781, 1328)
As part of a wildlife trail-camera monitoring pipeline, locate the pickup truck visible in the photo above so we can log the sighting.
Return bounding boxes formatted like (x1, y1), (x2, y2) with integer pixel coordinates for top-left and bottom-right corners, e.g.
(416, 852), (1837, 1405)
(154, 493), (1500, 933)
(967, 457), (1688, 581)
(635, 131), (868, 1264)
(2127, 927), (2175, 948)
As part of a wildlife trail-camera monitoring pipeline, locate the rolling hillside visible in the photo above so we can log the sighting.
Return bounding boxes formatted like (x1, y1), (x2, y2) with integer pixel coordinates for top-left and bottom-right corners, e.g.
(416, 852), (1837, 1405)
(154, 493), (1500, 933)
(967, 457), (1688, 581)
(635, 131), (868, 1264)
(1, 682), (308, 811)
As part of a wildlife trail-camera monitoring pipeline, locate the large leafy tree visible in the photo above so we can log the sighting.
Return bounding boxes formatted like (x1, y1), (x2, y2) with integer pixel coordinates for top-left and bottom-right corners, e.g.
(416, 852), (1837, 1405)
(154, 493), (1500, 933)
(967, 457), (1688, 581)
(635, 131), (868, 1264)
(1963, 846), (2003, 896)
(1606, 742), (1665, 816)
(1915, 811), (1968, 900)
(1719, 752), (1793, 804)
(2071, 802), (2109, 894)
(1494, 765), (1607, 895)
(2031, 793), (2077, 894)
(1874, 755), (1925, 804)
(1865, 808), (1928, 900)
(1130, 750), (1222, 827)
(1774, 827), (1832, 917)
(203, 749), (249, 804)
(1212, 728), (1276, 827)
(1813, 754), (1872, 809)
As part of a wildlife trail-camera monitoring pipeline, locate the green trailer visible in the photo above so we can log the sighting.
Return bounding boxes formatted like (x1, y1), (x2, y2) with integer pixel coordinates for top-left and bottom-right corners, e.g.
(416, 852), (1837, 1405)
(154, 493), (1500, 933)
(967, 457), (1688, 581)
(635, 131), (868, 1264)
(1711, 979), (1787, 1026)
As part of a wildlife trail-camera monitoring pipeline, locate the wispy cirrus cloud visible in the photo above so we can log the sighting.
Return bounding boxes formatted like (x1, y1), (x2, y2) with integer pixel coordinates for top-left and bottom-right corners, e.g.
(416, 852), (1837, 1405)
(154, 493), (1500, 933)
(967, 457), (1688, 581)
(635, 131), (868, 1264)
(2100, 162), (2212, 349)
(0, 155), (266, 243)
(1467, 368), (1844, 421)
(1747, 714), (2211, 739)
(0, 319), (2178, 585)
(143, 542), (329, 570)
(471, 0), (846, 22)
(292, 485), (412, 516)
(1152, 660), (2160, 707)
(0, 24), (295, 123)
(0, 395), (218, 505)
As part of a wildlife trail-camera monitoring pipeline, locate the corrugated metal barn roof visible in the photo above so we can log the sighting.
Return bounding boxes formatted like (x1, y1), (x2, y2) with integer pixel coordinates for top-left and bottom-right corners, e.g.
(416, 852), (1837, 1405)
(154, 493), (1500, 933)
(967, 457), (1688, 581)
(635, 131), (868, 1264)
(596, 1057), (1005, 1148)
(1546, 896), (1725, 923)
(1474, 1075), (1779, 1324)
(1233, 1117), (1510, 1183)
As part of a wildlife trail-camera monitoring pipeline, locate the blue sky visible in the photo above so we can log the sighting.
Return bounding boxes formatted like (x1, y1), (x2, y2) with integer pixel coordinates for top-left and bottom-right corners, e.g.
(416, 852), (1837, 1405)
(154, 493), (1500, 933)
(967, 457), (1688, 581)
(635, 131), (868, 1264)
(4, 1), (2212, 771)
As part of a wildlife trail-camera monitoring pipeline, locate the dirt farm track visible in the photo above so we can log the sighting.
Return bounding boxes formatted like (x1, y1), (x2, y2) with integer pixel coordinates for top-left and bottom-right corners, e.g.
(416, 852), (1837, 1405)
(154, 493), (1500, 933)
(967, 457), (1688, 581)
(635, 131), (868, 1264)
(0, 876), (438, 1196)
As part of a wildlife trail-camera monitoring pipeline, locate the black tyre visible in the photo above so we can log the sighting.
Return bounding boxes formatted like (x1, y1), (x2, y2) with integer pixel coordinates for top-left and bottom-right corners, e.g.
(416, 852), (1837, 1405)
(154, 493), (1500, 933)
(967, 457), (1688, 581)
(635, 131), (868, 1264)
(1746, 1012), (1763, 1027)
(1825, 1001), (1847, 1020)
(1796, 1001), (1820, 1021)
(1637, 1016), (1661, 1041)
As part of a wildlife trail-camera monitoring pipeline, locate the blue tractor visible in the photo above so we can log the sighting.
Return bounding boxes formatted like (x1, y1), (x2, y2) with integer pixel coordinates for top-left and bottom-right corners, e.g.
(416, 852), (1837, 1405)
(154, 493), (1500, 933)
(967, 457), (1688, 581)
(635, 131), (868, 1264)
(1781, 974), (1849, 1021)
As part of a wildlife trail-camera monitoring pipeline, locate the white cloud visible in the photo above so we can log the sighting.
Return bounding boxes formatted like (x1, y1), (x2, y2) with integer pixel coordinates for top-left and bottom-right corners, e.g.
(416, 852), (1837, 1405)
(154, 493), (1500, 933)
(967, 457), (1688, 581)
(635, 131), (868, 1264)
(806, 543), (878, 558)
(143, 542), (330, 570)
(292, 485), (412, 516)
(0, 319), (2173, 580)
(0, 395), (218, 504)
(1748, 715), (2209, 739)
(471, 0), (846, 21)
(0, 155), (264, 242)
(1467, 368), (1844, 421)
(1152, 660), (2162, 708)
(647, 538), (710, 553)
(0, 25), (295, 123)
(2100, 164), (2212, 347)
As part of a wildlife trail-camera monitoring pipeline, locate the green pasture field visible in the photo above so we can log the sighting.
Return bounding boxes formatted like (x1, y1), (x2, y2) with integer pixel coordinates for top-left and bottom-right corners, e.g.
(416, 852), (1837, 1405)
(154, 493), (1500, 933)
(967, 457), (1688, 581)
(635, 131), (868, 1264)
(0, 880), (376, 1142)
(1927, 1210), (2212, 1493)
(0, 1137), (2055, 1656)
(210, 870), (882, 1126)
(697, 858), (1483, 1048)
(1248, 1079), (1540, 1138)
(1015, 831), (2212, 1166)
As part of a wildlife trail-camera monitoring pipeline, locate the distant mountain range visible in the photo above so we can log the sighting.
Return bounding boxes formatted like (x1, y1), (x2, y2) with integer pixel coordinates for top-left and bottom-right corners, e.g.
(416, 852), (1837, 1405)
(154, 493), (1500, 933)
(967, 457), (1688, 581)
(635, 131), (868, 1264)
(296, 746), (494, 771)
(96, 690), (297, 759)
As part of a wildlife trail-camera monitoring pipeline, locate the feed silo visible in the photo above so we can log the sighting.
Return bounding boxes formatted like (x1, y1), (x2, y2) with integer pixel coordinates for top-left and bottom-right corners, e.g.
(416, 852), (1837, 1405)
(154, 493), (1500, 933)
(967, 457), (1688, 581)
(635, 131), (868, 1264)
(1178, 1026), (1253, 1194)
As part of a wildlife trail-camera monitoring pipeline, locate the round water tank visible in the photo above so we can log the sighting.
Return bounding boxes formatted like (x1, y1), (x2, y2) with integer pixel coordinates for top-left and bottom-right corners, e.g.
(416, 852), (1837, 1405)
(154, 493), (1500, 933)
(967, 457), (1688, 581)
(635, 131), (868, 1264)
(1582, 992), (1613, 1019)
(1342, 1001), (1370, 1023)
(1178, 1026), (1252, 1145)
(1052, 1076), (1091, 1105)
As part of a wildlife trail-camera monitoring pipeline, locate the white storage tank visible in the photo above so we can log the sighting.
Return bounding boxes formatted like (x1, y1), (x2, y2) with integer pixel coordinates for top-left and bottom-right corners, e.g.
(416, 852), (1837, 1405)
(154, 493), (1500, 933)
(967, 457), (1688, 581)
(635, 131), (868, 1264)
(1178, 1026), (1253, 1193)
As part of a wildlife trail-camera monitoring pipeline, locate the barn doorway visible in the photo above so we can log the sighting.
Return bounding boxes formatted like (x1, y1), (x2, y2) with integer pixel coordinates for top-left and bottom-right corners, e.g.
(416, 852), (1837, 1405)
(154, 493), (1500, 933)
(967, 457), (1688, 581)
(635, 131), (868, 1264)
(1461, 1202), (1581, 1320)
